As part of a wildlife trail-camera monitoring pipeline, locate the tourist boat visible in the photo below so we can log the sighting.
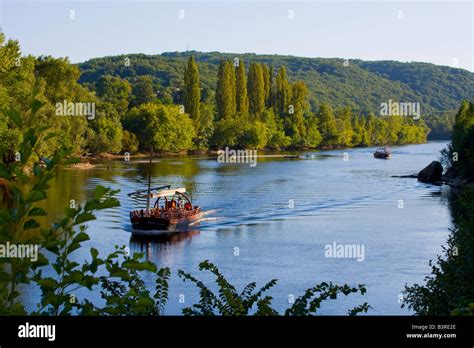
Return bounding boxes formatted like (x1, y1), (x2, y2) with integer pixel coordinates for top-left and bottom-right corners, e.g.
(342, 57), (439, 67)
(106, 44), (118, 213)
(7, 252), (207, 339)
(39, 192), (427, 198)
(373, 147), (391, 159)
(129, 185), (202, 231)
(128, 151), (202, 233)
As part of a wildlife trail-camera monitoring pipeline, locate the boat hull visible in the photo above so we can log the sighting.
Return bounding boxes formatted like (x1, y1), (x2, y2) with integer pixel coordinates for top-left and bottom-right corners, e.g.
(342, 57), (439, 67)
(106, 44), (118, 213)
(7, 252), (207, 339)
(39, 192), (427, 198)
(130, 209), (202, 234)
(373, 153), (390, 159)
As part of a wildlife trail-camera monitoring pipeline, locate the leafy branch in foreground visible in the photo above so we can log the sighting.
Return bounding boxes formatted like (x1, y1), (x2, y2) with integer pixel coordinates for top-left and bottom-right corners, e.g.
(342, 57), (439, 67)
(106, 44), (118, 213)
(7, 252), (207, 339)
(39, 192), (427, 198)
(178, 260), (370, 316)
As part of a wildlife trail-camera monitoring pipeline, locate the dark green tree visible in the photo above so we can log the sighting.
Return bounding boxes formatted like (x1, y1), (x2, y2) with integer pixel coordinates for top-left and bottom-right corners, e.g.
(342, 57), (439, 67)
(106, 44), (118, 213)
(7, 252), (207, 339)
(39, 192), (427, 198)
(235, 59), (249, 116)
(130, 76), (155, 107)
(275, 67), (291, 118)
(318, 102), (338, 147)
(96, 75), (131, 115)
(262, 64), (271, 106)
(215, 60), (236, 120)
(247, 63), (265, 116)
(183, 56), (201, 131)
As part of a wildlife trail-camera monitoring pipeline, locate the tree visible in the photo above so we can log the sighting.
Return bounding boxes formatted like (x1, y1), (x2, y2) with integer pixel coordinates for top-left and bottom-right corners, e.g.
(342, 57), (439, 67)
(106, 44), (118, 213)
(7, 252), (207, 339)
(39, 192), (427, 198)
(275, 67), (291, 118)
(262, 64), (271, 106)
(122, 130), (139, 154)
(130, 76), (155, 107)
(318, 103), (338, 147)
(183, 56), (201, 131)
(451, 101), (474, 179)
(96, 75), (131, 114)
(247, 63), (265, 116)
(215, 60), (236, 120)
(285, 81), (308, 144)
(304, 114), (322, 148)
(235, 59), (249, 116)
(335, 107), (354, 147)
(123, 103), (195, 152)
(86, 102), (123, 154)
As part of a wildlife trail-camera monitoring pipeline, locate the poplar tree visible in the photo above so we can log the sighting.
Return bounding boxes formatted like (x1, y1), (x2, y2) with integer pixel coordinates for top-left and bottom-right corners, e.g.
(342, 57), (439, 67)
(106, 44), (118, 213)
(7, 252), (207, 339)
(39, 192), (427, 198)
(183, 55), (201, 130)
(318, 102), (338, 147)
(289, 81), (308, 139)
(262, 64), (271, 106)
(247, 62), (265, 116)
(235, 59), (249, 116)
(275, 67), (291, 118)
(216, 60), (236, 120)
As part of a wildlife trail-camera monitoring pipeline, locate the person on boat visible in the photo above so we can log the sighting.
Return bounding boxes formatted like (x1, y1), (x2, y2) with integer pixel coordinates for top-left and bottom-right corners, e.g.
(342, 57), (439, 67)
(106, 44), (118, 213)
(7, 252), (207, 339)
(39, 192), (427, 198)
(184, 202), (192, 210)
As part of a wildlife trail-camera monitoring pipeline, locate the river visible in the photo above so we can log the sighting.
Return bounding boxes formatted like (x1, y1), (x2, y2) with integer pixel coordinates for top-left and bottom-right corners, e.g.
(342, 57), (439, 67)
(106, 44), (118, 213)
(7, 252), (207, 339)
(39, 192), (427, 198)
(27, 141), (452, 315)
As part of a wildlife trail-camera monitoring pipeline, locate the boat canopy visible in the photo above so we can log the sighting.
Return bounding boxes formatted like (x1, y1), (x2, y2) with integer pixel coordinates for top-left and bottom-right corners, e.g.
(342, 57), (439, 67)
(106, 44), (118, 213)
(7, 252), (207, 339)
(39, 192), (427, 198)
(150, 188), (186, 198)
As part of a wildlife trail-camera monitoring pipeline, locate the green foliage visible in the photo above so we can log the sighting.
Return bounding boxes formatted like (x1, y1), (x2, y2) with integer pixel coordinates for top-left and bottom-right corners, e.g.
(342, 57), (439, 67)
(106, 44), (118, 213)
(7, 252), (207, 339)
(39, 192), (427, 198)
(450, 101), (474, 179)
(130, 76), (155, 108)
(183, 56), (201, 131)
(235, 59), (249, 116)
(122, 130), (139, 154)
(215, 60), (236, 120)
(178, 260), (369, 316)
(284, 282), (370, 316)
(274, 66), (291, 118)
(96, 75), (131, 114)
(318, 103), (338, 147)
(80, 51), (474, 117)
(247, 62), (265, 116)
(32, 185), (119, 315)
(123, 103), (195, 152)
(86, 102), (123, 154)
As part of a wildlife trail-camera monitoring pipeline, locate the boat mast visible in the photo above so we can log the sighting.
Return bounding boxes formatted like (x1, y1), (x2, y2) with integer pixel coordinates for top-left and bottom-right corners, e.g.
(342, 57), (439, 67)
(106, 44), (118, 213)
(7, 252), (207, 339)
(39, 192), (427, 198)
(146, 146), (153, 215)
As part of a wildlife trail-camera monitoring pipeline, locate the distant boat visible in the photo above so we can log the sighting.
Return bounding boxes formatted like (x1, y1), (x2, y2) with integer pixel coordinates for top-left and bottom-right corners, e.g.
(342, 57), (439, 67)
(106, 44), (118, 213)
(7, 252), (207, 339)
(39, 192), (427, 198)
(374, 147), (391, 159)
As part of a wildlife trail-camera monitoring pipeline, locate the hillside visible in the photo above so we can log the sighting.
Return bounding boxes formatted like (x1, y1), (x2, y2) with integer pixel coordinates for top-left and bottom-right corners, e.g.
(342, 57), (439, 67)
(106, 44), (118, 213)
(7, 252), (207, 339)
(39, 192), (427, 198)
(78, 51), (474, 117)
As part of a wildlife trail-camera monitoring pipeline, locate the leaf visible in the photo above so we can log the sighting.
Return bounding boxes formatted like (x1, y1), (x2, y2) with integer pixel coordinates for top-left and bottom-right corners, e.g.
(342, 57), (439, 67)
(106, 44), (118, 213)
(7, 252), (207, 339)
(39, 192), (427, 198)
(93, 185), (108, 199)
(90, 247), (99, 259)
(28, 207), (47, 217)
(23, 218), (40, 230)
(4, 109), (22, 128)
(74, 212), (96, 225)
(31, 100), (46, 115)
(72, 232), (90, 245)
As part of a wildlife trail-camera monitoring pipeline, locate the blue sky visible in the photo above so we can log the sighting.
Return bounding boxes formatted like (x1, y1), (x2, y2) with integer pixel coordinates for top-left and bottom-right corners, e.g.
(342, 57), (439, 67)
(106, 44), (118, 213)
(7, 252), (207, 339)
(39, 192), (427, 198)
(1, 0), (473, 71)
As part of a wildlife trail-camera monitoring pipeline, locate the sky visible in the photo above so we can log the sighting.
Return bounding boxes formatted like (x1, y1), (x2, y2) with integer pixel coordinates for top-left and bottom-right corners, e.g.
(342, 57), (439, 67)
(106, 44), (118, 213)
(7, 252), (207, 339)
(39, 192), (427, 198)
(1, 0), (473, 71)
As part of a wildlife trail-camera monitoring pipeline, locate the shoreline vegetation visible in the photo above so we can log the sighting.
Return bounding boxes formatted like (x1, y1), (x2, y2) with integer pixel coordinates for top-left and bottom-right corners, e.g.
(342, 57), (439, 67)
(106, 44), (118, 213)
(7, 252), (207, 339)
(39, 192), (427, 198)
(0, 34), (438, 162)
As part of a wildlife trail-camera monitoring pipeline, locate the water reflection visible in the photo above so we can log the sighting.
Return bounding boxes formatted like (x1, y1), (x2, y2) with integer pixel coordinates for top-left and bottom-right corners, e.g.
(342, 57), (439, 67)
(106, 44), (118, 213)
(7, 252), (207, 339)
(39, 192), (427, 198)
(130, 230), (200, 261)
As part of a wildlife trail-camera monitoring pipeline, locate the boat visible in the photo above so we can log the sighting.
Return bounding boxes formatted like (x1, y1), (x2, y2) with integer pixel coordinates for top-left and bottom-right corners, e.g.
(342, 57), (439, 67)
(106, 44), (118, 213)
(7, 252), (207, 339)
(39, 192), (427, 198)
(373, 147), (391, 159)
(128, 150), (202, 233)
(129, 185), (202, 231)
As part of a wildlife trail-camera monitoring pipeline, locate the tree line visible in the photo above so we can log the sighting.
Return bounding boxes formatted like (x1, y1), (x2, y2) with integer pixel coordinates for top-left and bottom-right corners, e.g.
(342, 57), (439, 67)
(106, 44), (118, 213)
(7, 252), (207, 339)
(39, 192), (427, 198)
(0, 35), (429, 158)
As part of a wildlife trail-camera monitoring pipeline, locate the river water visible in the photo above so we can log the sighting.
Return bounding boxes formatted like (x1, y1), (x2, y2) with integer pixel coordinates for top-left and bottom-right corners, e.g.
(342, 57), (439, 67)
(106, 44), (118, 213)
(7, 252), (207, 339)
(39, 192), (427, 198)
(28, 141), (452, 315)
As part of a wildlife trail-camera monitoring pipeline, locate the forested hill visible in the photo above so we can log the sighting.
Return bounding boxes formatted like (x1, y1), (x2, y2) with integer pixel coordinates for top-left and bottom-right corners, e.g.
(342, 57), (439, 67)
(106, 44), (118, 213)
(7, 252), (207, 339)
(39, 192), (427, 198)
(78, 51), (474, 115)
